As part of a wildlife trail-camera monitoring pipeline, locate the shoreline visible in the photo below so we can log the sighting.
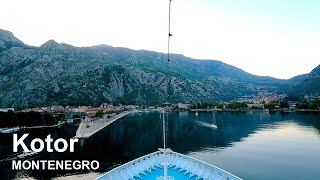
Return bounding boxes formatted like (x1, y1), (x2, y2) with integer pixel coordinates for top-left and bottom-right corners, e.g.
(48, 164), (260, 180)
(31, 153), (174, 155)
(184, 109), (320, 112)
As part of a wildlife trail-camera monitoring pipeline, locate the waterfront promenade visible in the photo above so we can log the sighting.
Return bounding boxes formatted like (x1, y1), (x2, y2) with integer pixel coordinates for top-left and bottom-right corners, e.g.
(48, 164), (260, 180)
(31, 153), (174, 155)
(74, 111), (130, 139)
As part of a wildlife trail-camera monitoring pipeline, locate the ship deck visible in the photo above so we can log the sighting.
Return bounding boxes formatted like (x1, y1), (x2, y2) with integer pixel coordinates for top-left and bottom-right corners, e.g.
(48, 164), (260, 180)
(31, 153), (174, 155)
(96, 150), (241, 180)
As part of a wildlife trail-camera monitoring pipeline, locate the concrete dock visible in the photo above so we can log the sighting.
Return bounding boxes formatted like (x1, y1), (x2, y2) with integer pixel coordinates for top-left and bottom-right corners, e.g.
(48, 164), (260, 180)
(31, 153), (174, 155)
(74, 111), (130, 139)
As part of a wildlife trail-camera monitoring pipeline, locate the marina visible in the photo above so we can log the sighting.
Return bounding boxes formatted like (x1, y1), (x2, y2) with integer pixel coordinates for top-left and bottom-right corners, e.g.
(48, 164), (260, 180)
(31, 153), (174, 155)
(0, 121), (65, 134)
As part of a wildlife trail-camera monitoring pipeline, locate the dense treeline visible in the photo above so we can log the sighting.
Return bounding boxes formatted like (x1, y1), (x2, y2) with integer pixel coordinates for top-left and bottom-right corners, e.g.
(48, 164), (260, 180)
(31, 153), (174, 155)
(0, 112), (63, 128)
(296, 99), (320, 110)
(188, 99), (320, 110)
(227, 102), (248, 109)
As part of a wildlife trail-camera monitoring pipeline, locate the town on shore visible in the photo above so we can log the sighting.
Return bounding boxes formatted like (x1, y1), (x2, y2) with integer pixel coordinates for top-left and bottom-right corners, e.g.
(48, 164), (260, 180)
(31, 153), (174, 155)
(0, 93), (319, 129)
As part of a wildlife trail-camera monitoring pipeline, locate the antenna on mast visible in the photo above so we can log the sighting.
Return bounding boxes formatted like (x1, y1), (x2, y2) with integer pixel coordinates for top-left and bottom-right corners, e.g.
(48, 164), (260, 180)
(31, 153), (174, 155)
(167, 0), (173, 99)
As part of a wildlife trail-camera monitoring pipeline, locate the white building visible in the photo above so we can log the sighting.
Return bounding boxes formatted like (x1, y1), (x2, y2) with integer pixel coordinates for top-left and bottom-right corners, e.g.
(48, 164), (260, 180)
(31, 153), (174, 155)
(100, 103), (111, 108)
(177, 103), (191, 109)
(0, 108), (14, 112)
(247, 104), (264, 109)
(288, 101), (296, 110)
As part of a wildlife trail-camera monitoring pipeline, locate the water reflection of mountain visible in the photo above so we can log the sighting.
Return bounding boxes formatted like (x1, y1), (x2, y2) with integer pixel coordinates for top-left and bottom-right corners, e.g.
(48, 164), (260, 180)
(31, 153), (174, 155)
(284, 111), (320, 133)
(86, 112), (163, 159)
(172, 111), (320, 154)
(88, 111), (320, 158)
(1, 111), (319, 179)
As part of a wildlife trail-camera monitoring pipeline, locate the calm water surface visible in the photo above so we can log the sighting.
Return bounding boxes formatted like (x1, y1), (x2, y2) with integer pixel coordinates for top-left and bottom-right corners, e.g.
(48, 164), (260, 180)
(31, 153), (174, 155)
(0, 111), (319, 180)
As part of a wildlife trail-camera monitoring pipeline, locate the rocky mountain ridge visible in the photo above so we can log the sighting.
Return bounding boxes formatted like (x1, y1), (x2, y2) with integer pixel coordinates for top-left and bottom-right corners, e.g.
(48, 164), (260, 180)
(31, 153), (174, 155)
(290, 65), (320, 95)
(0, 29), (318, 108)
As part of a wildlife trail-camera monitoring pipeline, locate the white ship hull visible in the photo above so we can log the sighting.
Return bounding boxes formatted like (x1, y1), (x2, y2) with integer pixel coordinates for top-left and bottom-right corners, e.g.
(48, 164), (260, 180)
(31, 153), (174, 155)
(96, 149), (241, 180)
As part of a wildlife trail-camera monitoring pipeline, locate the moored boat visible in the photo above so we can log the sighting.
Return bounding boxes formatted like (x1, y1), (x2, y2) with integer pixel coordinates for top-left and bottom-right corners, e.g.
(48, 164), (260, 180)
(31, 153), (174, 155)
(0, 127), (21, 134)
(16, 151), (38, 159)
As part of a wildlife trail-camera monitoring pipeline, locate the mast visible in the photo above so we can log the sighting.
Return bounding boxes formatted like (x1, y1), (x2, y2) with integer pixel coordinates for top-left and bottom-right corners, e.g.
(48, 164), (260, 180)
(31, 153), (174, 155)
(163, 0), (172, 150)
(162, 110), (166, 149)
(161, 1), (173, 179)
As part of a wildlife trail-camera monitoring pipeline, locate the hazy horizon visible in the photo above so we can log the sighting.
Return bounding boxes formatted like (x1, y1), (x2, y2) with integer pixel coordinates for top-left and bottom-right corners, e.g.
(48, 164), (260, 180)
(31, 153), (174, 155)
(1, 0), (319, 79)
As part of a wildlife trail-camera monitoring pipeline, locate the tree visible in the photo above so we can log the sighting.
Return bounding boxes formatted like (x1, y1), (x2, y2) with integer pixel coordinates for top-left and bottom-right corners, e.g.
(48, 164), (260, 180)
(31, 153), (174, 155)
(227, 102), (245, 109)
(309, 103), (318, 110)
(309, 99), (320, 110)
(217, 104), (224, 109)
(72, 114), (80, 119)
(265, 102), (276, 109)
(0, 112), (61, 128)
(279, 102), (289, 109)
(241, 102), (248, 108)
(296, 103), (309, 109)
(95, 111), (104, 118)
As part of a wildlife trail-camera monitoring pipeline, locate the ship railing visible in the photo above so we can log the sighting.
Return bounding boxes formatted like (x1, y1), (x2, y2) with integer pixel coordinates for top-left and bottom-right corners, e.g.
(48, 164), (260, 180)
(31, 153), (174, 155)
(96, 151), (162, 180)
(170, 151), (242, 180)
(96, 150), (242, 180)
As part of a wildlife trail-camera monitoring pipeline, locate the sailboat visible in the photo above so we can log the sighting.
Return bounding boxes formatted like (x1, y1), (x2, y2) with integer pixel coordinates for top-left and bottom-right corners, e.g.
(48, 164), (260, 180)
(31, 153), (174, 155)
(210, 110), (218, 129)
(96, 1), (240, 179)
(195, 104), (199, 116)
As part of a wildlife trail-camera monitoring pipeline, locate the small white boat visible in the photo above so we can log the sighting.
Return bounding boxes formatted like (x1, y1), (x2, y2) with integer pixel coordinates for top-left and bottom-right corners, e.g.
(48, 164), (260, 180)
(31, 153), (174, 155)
(0, 127), (21, 134)
(210, 124), (218, 129)
(195, 102), (199, 116)
(17, 151), (37, 159)
(211, 109), (218, 129)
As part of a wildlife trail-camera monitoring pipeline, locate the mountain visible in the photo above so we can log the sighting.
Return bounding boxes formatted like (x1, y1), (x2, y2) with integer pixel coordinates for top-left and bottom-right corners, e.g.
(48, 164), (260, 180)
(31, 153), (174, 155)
(288, 74), (308, 83)
(0, 28), (298, 109)
(91, 45), (285, 85)
(0, 29), (25, 51)
(290, 65), (320, 95)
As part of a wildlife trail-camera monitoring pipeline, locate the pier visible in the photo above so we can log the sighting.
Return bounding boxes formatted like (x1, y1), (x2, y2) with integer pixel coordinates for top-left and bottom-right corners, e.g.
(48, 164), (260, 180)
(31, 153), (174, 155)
(75, 111), (130, 139)
(0, 122), (65, 134)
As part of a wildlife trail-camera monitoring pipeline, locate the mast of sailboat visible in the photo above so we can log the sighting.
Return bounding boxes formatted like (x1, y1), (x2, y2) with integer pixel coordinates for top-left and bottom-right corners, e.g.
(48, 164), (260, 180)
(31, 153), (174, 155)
(211, 108), (218, 129)
(213, 109), (216, 124)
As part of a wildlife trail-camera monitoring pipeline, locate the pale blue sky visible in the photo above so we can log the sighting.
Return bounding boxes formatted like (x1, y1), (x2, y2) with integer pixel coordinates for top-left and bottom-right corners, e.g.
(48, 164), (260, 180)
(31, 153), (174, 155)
(196, 0), (320, 33)
(0, 0), (319, 79)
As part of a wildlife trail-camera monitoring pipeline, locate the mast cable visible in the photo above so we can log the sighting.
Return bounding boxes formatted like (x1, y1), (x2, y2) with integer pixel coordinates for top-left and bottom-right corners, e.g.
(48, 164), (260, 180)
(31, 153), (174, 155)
(163, 0), (173, 150)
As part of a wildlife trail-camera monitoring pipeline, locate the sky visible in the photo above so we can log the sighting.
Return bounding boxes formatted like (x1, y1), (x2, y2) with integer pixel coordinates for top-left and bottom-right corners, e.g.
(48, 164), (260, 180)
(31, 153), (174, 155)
(0, 0), (319, 79)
